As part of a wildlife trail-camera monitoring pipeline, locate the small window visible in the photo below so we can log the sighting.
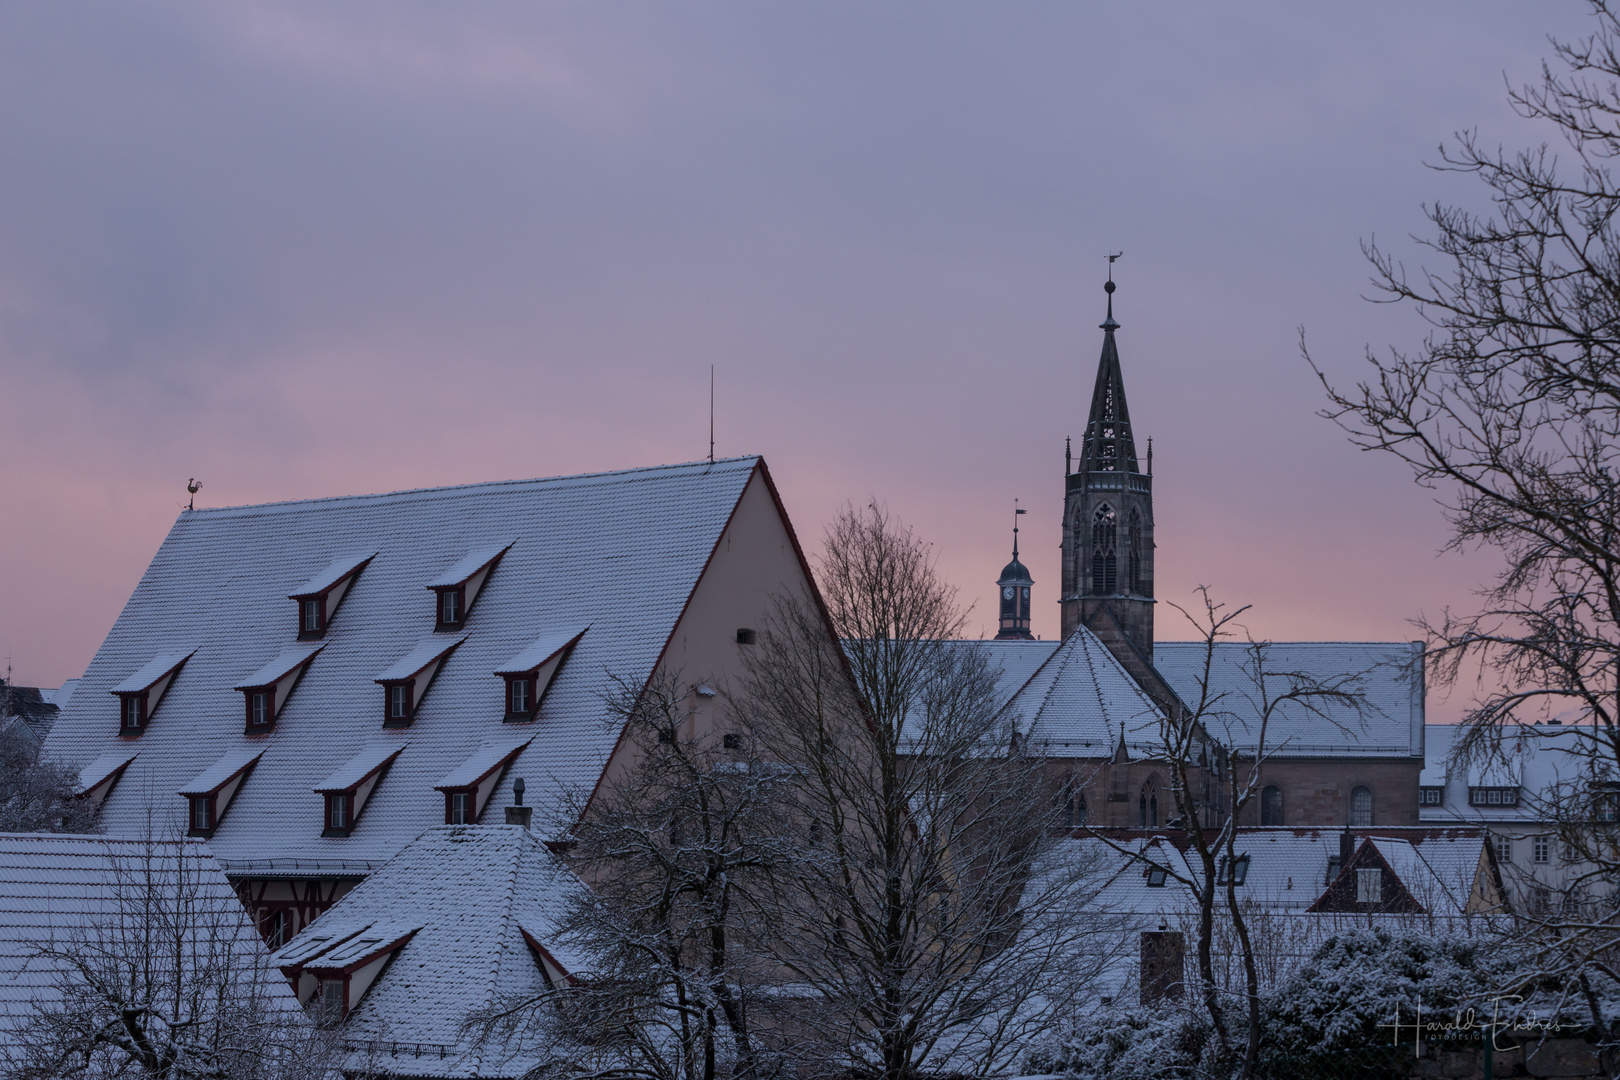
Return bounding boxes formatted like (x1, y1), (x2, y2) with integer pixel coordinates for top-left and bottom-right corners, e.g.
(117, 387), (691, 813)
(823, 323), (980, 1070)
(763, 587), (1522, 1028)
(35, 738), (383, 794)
(736, 628), (757, 645)
(1326, 856), (1341, 886)
(248, 690), (272, 729)
(384, 682), (413, 725)
(1562, 840), (1579, 862)
(1533, 835), (1550, 864)
(119, 695), (145, 733)
(1216, 854), (1250, 886)
(436, 587), (464, 630)
(326, 793), (351, 833)
(1493, 834), (1512, 863)
(301, 598), (323, 635)
(189, 796), (213, 834)
(1533, 886), (1552, 914)
(503, 674), (538, 720)
(1350, 786), (1372, 827)
(1356, 867), (1381, 904)
(1145, 865), (1167, 887)
(447, 790), (472, 825)
(723, 732), (741, 750)
(1420, 786), (1444, 806)
(263, 910), (287, 951)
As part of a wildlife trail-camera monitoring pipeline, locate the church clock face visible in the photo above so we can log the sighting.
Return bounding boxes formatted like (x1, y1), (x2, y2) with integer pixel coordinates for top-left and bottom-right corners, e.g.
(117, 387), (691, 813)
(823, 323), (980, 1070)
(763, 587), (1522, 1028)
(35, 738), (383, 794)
(1002, 586), (1015, 600)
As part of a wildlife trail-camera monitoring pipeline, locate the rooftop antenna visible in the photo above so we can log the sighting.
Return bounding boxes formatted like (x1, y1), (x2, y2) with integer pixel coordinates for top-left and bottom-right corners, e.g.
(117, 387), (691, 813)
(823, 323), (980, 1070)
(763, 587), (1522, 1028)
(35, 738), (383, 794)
(186, 478), (201, 512)
(708, 365), (715, 464)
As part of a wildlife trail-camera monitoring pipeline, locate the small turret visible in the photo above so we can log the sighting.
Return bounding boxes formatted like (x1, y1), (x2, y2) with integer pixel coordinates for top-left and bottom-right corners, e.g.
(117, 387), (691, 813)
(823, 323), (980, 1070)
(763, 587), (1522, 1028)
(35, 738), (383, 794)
(995, 503), (1034, 640)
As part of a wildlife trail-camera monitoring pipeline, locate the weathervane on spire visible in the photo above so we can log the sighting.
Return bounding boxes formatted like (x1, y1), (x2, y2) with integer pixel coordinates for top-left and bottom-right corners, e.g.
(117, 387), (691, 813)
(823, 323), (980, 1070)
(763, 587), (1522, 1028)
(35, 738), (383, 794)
(1103, 251), (1122, 330)
(1012, 498), (1026, 559)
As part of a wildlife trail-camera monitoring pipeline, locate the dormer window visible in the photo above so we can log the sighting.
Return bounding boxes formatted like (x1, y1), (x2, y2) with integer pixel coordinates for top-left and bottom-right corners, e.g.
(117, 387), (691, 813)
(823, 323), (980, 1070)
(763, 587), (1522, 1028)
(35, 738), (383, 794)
(109, 650), (195, 737)
(426, 542), (512, 631)
(234, 645), (323, 735)
(288, 552), (374, 641)
(77, 749), (139, 809)
(178, 749), (262, 838)
(312, 744), (405, 839)
(493, 628), (586, 723)
(438, 588), (462, 628)
(273, 922), (419, 1025)
(434, 738), (532, 825)
(374, 637), (463, 728)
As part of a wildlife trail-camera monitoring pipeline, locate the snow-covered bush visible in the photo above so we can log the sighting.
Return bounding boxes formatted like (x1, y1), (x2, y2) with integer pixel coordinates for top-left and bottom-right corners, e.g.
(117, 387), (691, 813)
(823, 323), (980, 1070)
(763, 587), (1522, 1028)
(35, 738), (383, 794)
(1025, 1007), (1214, 1080)
(1263, 928), (1510, 1056)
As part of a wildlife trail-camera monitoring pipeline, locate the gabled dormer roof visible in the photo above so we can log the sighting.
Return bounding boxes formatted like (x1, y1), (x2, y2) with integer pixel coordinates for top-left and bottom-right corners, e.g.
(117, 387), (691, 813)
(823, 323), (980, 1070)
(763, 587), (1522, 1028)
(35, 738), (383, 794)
(44, 457), (779, 874)
(289, 551), (376, 600)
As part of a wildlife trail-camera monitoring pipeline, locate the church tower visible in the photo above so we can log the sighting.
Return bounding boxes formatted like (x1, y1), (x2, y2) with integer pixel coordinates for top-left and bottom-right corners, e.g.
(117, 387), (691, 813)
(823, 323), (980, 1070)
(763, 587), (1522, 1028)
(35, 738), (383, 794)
(1060, 273), (1155, 659)
(994, 504), (1034, 640)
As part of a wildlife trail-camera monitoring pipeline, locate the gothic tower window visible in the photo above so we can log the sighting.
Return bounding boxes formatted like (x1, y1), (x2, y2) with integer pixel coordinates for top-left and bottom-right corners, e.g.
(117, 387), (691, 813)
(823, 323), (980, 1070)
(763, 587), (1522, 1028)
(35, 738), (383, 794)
(1139, 781), (1159, 827)
(1350, 786), (1373, 827)
(1092, 504), (1117, 593)
(1128, 508), (1144, 595)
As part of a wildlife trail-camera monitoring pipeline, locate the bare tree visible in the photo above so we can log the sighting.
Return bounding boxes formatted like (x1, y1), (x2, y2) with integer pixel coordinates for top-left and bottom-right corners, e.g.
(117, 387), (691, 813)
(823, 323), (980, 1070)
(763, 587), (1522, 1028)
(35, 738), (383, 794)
(2, 832), (325, 1079)
(1123, 589), (1365, 1080)
(0, 724), (98, 835)
(464, 669), (795, 1080)
(737, 503), (1113, 1080)
(1307, 0), (1620, 1034)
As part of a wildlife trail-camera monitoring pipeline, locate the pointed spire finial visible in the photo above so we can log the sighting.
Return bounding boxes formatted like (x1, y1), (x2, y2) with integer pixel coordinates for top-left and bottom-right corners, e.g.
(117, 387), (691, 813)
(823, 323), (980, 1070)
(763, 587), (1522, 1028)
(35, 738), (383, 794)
(1102, 252), (1121, 331)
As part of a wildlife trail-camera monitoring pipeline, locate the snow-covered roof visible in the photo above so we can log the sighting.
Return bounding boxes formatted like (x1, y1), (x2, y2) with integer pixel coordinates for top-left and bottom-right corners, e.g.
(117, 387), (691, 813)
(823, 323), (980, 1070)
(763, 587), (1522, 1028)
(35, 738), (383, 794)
(977, 640), (1061, 709)
(494, 628), (586, 675)
(43, 457), (767, 874)
(234, 643), (324, 690)
(109, 649), (195, 694)
(316, 742), (405, 793)
(1421, 723), (1599, 824)
(1368, 837), (1480, 914)
(1154, 641), (1424, 758)
(1000, 627), (1163, 756)
(426, 543), (513, 589)
(0, 833), (301, 1045)
(289, 551), (376, 598)
(437, 738), (533, 789)
(178, 748), (263, 796)
(374, 635), (465, 683)
(274, 825), (589, 1077)
(77, 748), (139, 793)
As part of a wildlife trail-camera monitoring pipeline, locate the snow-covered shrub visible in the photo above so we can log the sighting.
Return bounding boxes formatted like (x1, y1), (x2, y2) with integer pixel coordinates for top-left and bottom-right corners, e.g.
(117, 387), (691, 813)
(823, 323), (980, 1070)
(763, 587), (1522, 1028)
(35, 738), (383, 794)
(1263, 928), (1509, 1056)
(1025, 1007), (1214, 1080)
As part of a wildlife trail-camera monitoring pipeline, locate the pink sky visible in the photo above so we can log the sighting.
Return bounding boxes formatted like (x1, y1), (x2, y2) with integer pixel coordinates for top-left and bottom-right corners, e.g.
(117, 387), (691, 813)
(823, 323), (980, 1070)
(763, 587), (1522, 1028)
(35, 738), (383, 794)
(0, 2), (1580, 725)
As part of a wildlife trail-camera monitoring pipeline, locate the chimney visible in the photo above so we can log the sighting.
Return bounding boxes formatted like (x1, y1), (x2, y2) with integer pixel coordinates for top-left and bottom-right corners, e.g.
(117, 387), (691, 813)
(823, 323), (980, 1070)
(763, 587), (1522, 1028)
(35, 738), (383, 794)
(506, 777), (532, 829)
(1339, 825), (1356, 869)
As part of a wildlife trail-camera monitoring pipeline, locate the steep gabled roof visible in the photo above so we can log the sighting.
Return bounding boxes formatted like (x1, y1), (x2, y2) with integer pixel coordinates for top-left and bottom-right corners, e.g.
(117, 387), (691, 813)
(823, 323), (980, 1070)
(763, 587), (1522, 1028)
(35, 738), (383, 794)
(271, 825), (588, 1078)
(44, 457), (765, 874)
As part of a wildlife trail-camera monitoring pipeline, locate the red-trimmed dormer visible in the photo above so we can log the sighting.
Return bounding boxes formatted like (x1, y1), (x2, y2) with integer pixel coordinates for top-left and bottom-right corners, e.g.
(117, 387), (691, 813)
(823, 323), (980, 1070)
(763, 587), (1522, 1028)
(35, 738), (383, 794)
(492, 627), (586, 722)
(234, 645), (323, 735)
(434, 739), (531, 824)
(288, 552), (375, 640)
(313, 743), (405, 837)
(109, 649), (194, 737)
(76, 749), (139, 809)
(425, 543), (511, 631)
(374, 637), (463, 728)
(272, 921), (419, 1026)
(178, 749), (262, 838)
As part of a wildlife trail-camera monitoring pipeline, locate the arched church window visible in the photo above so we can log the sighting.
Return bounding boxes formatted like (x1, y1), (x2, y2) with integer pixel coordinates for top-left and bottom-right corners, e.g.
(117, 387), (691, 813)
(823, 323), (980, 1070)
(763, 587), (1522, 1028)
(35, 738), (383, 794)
(1127, 508), (1144, 595)
(1059, 776), (1087, 829)
(1139, 781), (1159, 828)
(1350, 786), (1373, 827)
(1261, 785), (1283, 826)
(1092, 505), (1118, 594)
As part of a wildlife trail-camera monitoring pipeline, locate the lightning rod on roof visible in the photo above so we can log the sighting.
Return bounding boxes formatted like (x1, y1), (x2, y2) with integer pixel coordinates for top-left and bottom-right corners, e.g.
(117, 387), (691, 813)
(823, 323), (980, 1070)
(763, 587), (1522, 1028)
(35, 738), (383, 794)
(709, 365), (715, 464)
(186, 478), (201, 512)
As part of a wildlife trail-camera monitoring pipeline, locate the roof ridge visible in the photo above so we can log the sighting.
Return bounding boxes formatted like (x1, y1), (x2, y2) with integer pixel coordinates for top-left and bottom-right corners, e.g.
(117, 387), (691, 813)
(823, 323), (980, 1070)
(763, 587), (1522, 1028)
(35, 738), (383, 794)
(468, 827), (528, 1070)
(184, 456), (763, 518)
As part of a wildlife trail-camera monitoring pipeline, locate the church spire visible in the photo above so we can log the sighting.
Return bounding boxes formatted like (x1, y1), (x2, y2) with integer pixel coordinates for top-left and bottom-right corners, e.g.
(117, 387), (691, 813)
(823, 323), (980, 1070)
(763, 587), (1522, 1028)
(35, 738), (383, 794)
(995, 500), (1034, 640)
(1076, 272), (1138, 474)
(1060, 259), (1156, 661)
